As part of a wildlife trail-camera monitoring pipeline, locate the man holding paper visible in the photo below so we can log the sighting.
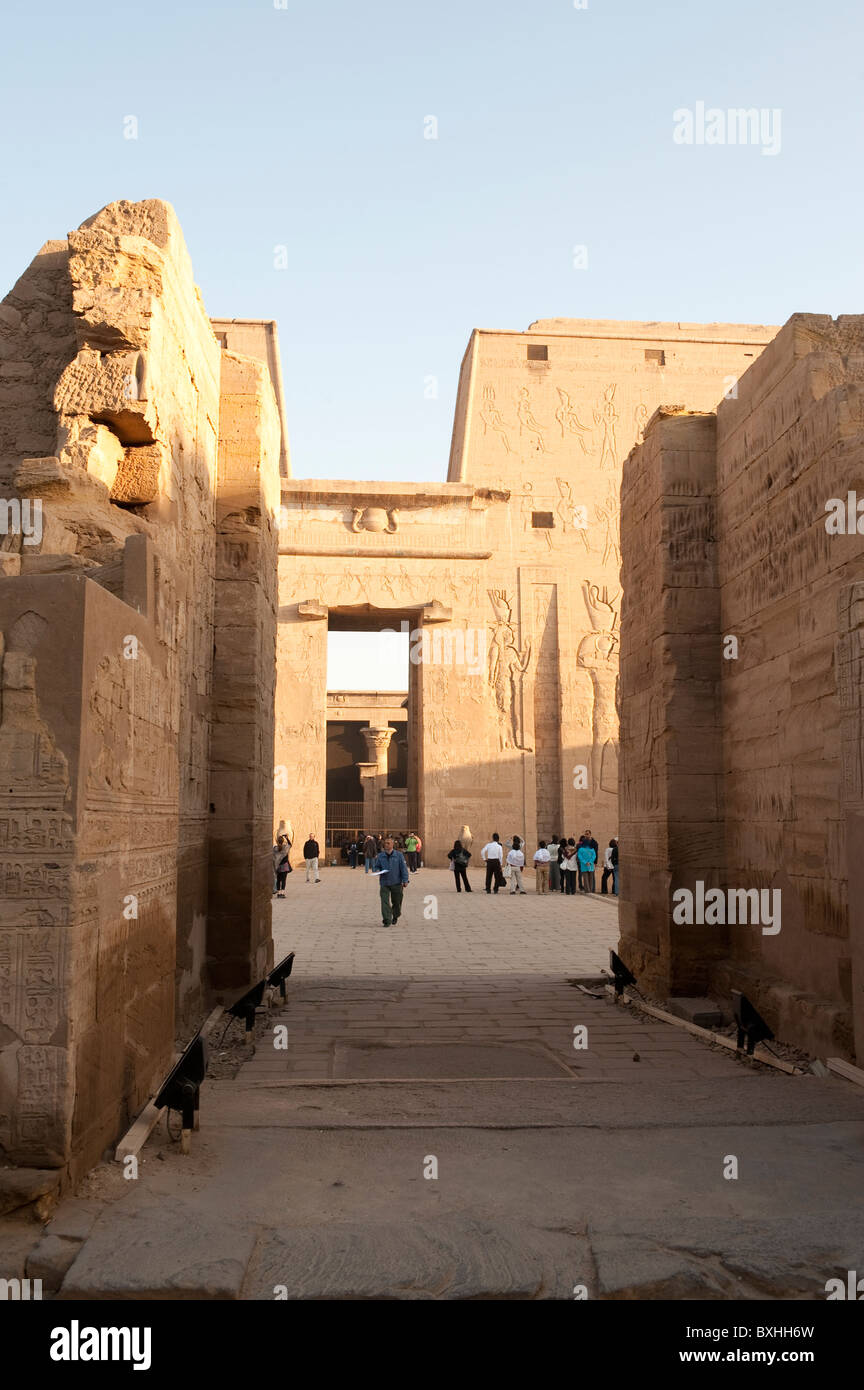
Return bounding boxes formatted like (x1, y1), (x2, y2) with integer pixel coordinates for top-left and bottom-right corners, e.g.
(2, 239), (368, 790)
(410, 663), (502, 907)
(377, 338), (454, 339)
(373, 835), (410, 928)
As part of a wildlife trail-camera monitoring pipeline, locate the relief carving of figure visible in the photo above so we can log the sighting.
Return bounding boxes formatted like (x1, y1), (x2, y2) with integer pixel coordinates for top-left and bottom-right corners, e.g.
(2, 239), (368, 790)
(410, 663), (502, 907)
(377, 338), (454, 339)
(577, 629), (619, 794)
(594, 383), (619, 469)
(555, 478), (591, 554)
(554, 388), (592, 450)
(487, 589), (532, 751)
(595, 491), (621, 568)
(515, 387), (547, 453)
(578, 580), (621, 794)
(479, 384), (514, 453)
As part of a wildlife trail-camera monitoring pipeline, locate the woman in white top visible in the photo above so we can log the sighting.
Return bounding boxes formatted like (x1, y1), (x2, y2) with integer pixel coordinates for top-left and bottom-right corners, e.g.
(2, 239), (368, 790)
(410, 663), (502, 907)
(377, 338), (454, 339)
(507, 836), (527, 895)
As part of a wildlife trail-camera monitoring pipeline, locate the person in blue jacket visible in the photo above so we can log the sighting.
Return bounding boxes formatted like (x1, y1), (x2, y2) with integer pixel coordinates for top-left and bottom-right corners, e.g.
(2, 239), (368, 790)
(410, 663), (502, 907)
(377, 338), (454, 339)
(373, 835), (410, 928)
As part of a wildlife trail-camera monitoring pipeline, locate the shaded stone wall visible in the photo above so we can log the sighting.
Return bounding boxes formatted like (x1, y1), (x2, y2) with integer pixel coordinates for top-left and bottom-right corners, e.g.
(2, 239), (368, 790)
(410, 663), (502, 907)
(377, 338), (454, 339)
(619, 410), (725, 994)
(207, 351), (280, 993)
(619, 314), (864, 1062)
(0, 566), (176, 1172)
(0, 200), (282, 1181)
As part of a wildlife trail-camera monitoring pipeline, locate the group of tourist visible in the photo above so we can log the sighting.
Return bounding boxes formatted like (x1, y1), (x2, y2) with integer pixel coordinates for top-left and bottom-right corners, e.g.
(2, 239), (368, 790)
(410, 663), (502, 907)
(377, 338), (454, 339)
(448, 831), (619, 897)
(272, 829), (424, 897)
(272, 826), (619, 917)
(347, 832), (423, 873)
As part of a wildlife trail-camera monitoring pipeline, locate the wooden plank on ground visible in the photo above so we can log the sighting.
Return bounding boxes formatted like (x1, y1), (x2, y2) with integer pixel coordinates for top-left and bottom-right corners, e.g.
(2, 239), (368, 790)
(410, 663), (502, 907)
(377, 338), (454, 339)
(827, 1057), (864, 1088)
(199, 1006), (224, 1040)
(114, 1008), (223, 1162)
(114, 1094), (168, 1163)
(604, 986), (802, 1074)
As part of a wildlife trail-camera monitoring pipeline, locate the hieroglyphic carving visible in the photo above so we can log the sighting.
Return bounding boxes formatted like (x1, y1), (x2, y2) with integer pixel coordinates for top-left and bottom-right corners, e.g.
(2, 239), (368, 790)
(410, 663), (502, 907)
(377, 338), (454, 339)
(283, 561), (484, 614)
(0, 657), (72, 1158)
(0, 928), (61, 1042)
(634, 401), (649, 444)
(87, 651), (178, 798)
(837, 582), (864, 804)
(488, 589), (532, 750)
(13, 1044), (67, 1156)
(0, 812), (72, 851)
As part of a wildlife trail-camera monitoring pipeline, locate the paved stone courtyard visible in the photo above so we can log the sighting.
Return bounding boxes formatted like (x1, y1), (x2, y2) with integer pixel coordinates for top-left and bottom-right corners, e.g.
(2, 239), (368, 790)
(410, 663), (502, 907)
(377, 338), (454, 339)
(272, 865), (619, 978)
(253, 870), (735, 1085)
(5, 867), (864, 1300)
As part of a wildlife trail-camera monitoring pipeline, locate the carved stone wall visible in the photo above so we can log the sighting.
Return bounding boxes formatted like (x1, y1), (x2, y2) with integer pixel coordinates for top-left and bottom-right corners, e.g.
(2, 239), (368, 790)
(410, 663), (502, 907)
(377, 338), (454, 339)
(275, 322), (778, 868)
(0, 201), (283, 1181)
(618, 314), (864, 1062)
(0, 573), (177, 1172)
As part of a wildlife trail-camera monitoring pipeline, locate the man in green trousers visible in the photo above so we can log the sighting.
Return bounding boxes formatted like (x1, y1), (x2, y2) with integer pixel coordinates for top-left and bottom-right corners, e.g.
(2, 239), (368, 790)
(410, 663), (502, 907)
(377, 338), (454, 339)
(373, 835), (410, 927)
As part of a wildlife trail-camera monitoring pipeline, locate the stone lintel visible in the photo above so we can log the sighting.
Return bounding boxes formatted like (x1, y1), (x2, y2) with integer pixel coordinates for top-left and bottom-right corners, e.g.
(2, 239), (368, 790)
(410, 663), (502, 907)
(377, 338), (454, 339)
(281, 481), (478, 506)
(280, 549), (493, 560)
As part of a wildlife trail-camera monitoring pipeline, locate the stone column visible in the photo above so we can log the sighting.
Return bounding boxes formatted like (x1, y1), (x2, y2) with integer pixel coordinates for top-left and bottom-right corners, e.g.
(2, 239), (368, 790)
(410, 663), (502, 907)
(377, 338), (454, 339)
(359, 725), (396, 832)
(207, 349), (281, 996)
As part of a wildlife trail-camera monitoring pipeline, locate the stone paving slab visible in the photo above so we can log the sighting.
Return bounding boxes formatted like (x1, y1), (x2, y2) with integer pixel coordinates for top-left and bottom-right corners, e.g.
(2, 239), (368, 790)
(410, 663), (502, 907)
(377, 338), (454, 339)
(58, 1196), (257, 1301)
(54, 1118), (864, 1300)
(202, 1074), (864, 1129)
(241, 1216), (589, 1300)
(243, 981), (758, 1083)
(588, 1214), (864, 1300)
(331, 1040), (574, 1079)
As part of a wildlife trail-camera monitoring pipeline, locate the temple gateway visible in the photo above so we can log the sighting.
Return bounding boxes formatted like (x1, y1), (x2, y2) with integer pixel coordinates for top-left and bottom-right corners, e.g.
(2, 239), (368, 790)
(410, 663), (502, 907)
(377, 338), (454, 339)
(0, 199), (861, 1186)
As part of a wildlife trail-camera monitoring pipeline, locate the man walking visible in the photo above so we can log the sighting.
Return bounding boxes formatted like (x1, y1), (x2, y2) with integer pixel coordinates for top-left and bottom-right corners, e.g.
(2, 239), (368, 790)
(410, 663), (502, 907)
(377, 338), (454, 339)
(480, 832), (505, 893)
(374, 835), (409, 928)
(362, 832), (377, 873)
(303, 832), (321, 883)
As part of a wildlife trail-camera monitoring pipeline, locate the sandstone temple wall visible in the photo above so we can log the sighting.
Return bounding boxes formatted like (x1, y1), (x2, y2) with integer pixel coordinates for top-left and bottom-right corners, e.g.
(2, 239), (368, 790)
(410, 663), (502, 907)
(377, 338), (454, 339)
(0, 201), (281, 1182)
(274, 321), (777, 869)
(619, 314), (864, 1062)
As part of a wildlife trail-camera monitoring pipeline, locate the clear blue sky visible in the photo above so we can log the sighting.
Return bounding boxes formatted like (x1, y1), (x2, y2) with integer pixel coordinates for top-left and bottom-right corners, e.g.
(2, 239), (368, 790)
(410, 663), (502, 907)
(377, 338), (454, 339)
(1, 0), (862, 487)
